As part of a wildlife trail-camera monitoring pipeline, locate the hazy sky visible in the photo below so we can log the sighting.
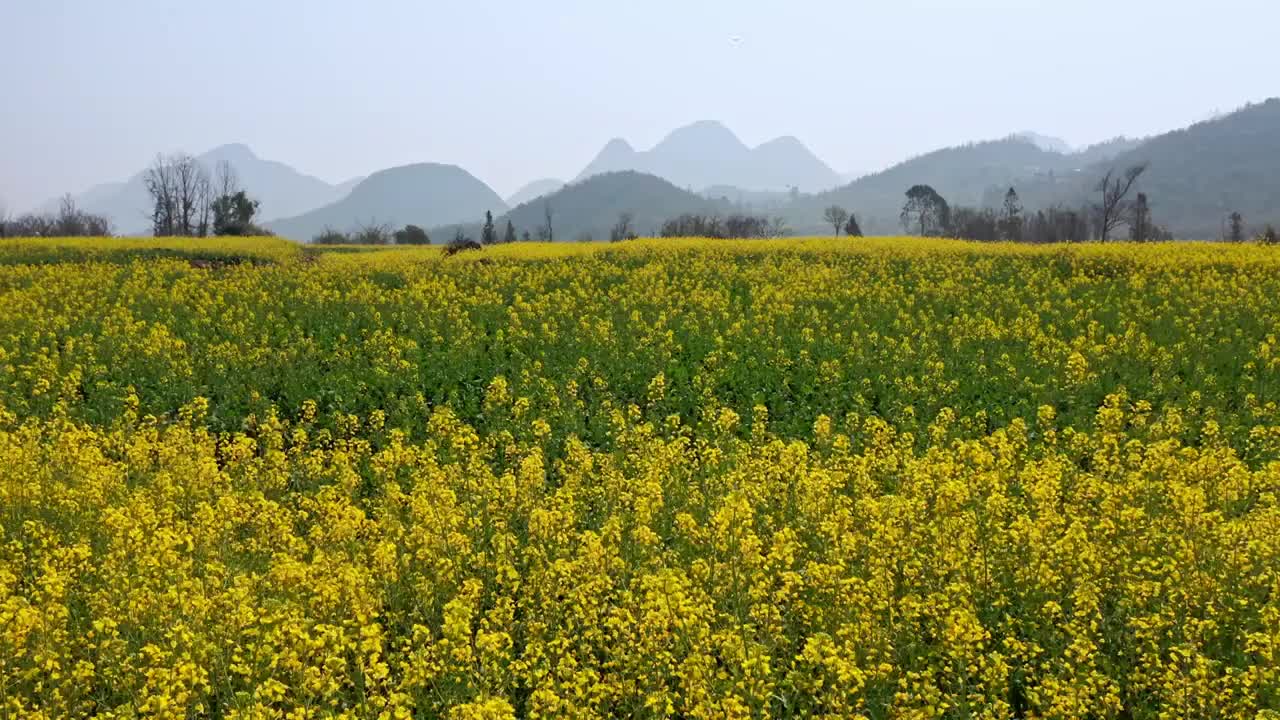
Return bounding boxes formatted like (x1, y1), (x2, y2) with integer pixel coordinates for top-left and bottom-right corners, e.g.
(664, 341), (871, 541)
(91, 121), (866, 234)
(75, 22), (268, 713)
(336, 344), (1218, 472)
(2, 0), (1276, 211)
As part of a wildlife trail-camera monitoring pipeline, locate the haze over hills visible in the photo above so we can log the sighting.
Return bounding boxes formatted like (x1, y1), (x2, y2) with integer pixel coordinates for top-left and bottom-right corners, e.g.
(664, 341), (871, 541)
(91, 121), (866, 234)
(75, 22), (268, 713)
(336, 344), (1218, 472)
(29, 98), (1280, 242)
(575, 121), (842, 193)
(267, 163), (507, 241)
(776, 100), (1279, 237)
(505, 179), (565, 208)
(40, 144), (356, 233)
(786, 137), (1082, 234)
(782, 132), (1160, 234)
(1015, 132), (1073, 154)
(1008, 98), (1280, 238)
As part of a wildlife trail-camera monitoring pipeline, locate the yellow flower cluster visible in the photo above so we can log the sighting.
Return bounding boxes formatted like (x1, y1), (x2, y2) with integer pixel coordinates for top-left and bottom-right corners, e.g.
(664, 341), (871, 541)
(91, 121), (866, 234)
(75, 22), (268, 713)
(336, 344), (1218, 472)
(1, 237), (1279, 718)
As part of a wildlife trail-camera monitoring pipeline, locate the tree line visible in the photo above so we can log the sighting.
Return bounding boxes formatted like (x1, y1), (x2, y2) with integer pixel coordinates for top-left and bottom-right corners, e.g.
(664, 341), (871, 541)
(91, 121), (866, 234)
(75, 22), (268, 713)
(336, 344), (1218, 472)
(815, 162), (1274, 244)
(315, 208), (539, 246)
(656, 213), (789, 240)
(143, 154), (267, 237)
(0, 195), (112, 238)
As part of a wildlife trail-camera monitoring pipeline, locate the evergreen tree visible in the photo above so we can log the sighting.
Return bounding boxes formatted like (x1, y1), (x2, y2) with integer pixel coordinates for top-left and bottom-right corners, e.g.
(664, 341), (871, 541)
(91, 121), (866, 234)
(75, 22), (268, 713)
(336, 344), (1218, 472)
(843, 213), (862, 237)
(481, 211), (498, 245)
(504, 219), (517, 243)
(999, 187), (1023, 242)
(1228, 212), (1245, 242)
(1129, 192), (1152, 242)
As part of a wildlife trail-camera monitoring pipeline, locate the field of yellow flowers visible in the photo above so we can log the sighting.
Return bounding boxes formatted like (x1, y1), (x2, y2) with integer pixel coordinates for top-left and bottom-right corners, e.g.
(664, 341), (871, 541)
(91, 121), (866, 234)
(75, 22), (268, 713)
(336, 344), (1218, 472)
(2, 237), (1279, 719)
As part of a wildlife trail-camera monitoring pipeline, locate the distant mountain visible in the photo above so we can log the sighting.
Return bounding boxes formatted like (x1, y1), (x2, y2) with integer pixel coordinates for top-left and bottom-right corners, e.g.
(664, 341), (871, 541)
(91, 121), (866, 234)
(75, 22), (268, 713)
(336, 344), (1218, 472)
(1067, 137), (1145, 168)
(506, 179), (565, 207)
(1012, 98), (1280, 238)
(438, 171), (728, 242)
(575, 121), (842, 193)
(1016, 132), (1073, 154)
(268, 163), (507, 242)
(333, 175), (366, 198)
(42, 144), (354, 233)
(577, 139), (640, 183)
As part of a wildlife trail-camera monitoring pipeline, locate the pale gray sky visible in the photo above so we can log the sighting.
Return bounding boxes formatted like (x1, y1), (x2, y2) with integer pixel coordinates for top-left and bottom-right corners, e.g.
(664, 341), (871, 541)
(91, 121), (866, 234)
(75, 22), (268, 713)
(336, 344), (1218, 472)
(2, 0), (1275, 211)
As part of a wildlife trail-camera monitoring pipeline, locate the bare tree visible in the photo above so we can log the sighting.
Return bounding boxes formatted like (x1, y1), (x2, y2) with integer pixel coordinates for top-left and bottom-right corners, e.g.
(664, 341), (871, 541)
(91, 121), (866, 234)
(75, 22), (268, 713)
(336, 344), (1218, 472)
(144, 153), (213, 237)
(2, 195), (111, 237)
(215, 160), (240, 201)
(610, 212), (635, 242)
(542, 202), (554, 242)
(1093, 164), (1147, 241)
(351, 220), (393, 245)
(823, 205), (850, 237)
(57, 194), (84, 235)
(767, 216), (791, 239)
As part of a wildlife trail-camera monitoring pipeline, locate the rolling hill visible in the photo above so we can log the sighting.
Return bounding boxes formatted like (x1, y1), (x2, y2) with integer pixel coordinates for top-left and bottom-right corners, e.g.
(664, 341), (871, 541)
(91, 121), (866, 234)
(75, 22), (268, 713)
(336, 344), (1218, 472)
(267, 163), (507, 242)
(42, 144), (354, 233)
(1008, 99), (1280, 238)
(438, 171), (729, 242)
(575, 121), (842, 193)
(782, 132), (1150, 235)
(785, 137), (1075, 234)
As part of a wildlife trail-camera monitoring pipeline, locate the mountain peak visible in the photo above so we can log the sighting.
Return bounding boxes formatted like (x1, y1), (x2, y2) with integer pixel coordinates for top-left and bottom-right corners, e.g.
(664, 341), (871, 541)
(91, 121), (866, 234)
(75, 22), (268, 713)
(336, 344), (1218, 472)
(1014, 132), (1072, 154)
(601, 138), (635, 154)
(267, 163), (506, 241)
(506, 178), (566, 208)
(659, 120), (746, 150)
(574, 121), (838, 191)
(202, 143), (259, 163)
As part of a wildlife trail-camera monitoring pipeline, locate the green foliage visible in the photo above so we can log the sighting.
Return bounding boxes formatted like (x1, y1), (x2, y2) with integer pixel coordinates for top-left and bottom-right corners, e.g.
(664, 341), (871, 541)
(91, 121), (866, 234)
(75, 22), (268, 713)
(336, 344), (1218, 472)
(312, 227), (349, 245)
(481, 210), (498, 245)
(901, 184), (950, 236)
(843, 213), (862, 237)
(393, 224), (430, 245)
(212, 191), (263, 236)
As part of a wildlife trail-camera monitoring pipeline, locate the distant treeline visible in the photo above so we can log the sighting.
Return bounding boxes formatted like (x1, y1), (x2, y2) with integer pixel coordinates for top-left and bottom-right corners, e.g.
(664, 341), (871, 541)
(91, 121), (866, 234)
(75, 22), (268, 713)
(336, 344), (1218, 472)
(0, 195), (112, 238)
(0, 153), (271, 240)
(820, 164), (1275, 244)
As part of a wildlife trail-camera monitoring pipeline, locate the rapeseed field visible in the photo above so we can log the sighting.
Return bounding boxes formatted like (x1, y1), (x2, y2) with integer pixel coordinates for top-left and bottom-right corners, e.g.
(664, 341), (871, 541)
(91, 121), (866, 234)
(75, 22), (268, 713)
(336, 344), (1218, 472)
(1, 237), (1278, 719)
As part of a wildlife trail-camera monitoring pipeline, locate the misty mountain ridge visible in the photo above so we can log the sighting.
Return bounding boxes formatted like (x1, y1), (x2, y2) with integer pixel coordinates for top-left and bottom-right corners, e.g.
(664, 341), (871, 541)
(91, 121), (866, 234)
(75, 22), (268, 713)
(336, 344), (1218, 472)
(1008, 98), (1280, 238)
(575, 121), (843, 193)
(1015, 132), (1072, 154)
(35, 97), (1280, 242)
(781, 99), (1277, 237)
(42, 143), (357, 233)
(267, 163), (507, 242)
(506, 179), (565, 207)
(786, 136), (1079, 234)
